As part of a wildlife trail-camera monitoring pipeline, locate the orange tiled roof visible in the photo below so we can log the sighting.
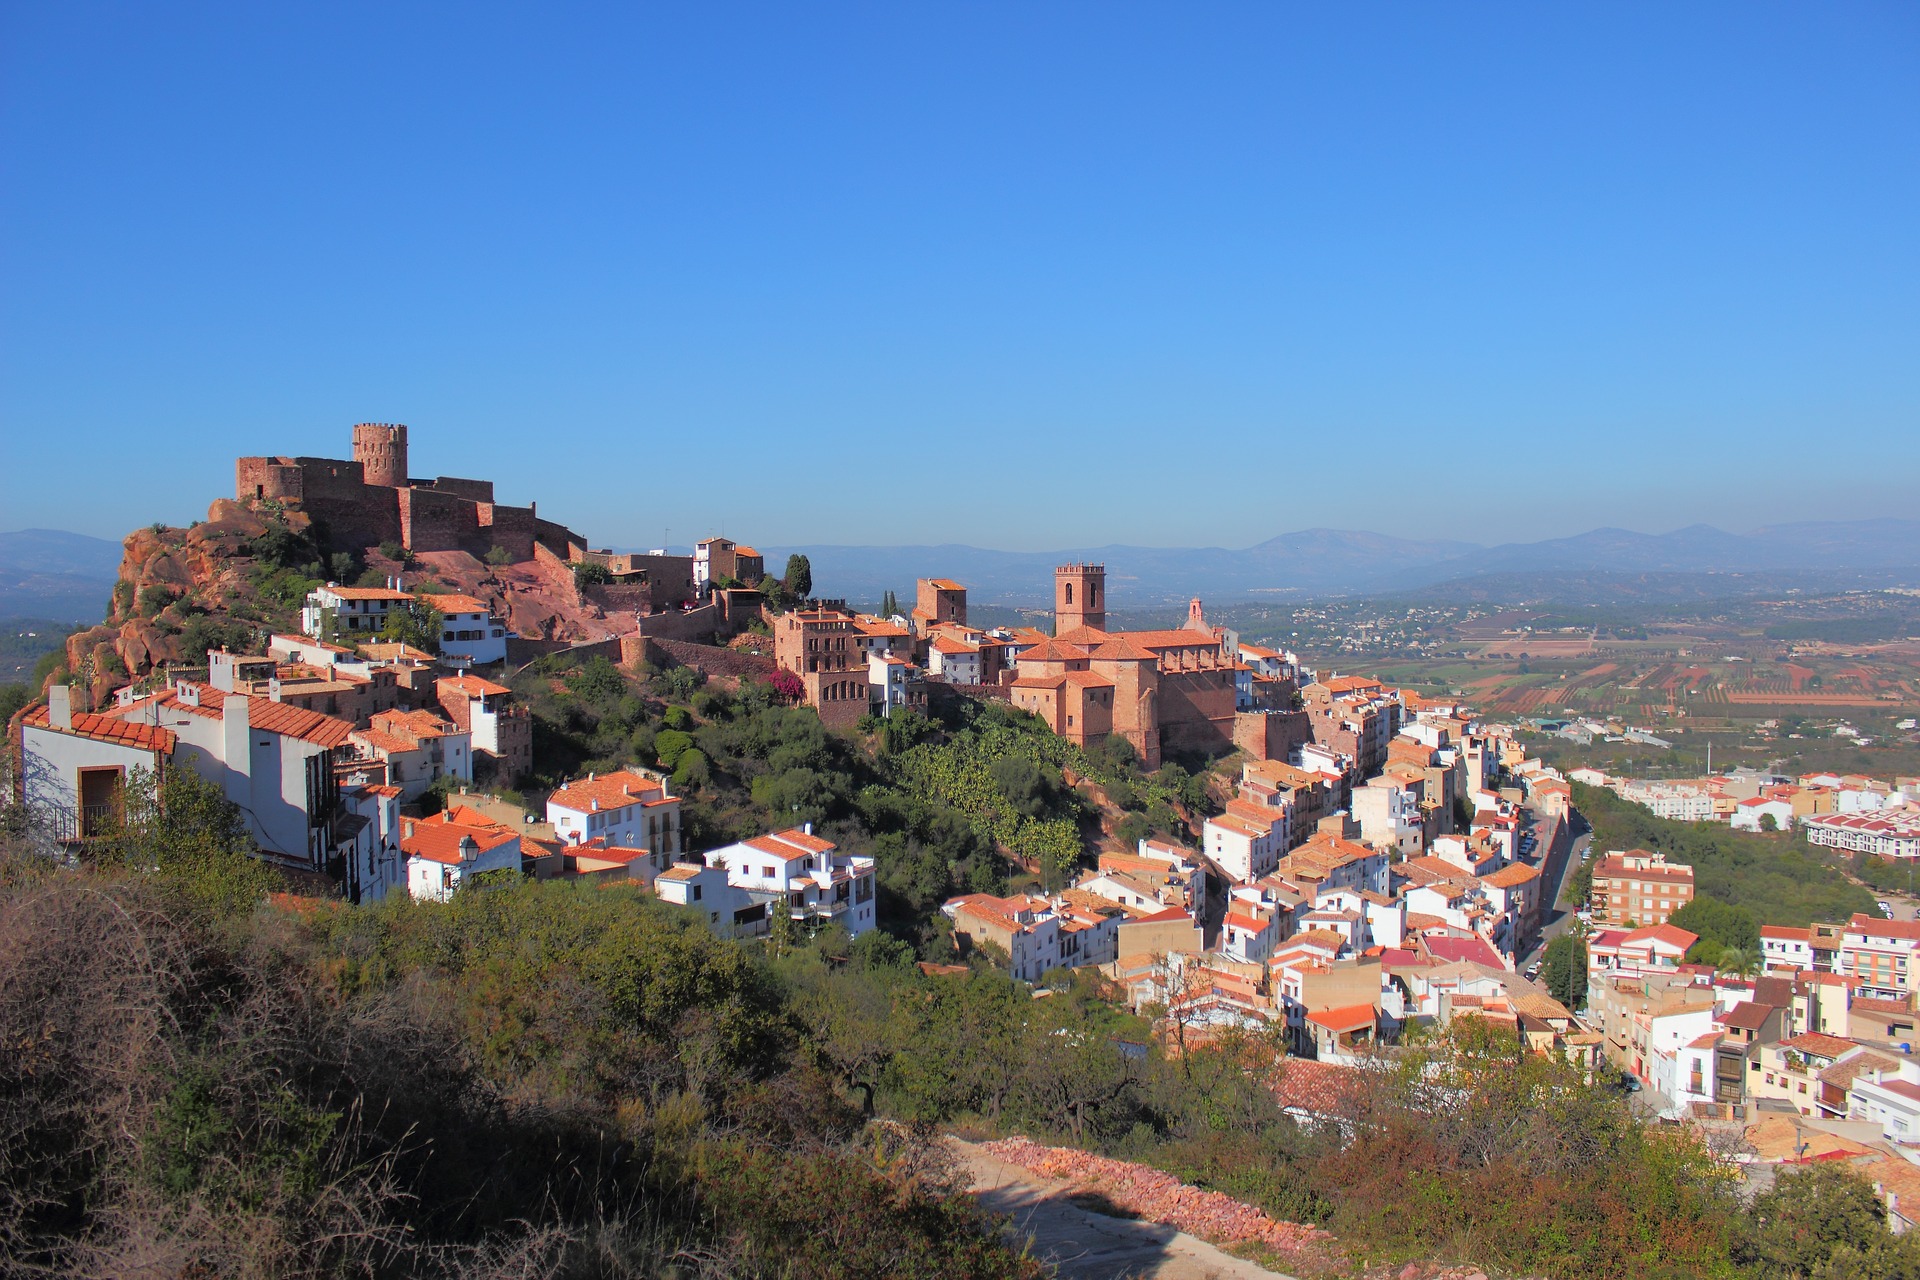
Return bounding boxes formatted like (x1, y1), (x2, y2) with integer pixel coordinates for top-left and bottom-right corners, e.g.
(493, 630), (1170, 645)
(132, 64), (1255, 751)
(1482, 862), (1542, 888)
(429, 594), (489, 614)
(549, 770), (667, 813)
(232, 697), (356, 748)
(317, 586), (413, 601)
(1306, 1002), (1377, 1032)
(438, 674), (512, 697)
(402, 811), (518, 865)
(22, 703), (177, 753)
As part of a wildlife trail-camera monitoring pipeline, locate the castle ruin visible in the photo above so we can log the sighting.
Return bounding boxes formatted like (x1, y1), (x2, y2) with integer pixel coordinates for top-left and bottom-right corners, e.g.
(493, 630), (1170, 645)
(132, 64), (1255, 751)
(236, 423), (581, 560)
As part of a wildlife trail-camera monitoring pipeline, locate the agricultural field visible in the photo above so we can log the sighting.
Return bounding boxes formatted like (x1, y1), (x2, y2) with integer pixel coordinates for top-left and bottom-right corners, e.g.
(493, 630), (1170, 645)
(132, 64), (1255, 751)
(1218, 586), (1920, 780)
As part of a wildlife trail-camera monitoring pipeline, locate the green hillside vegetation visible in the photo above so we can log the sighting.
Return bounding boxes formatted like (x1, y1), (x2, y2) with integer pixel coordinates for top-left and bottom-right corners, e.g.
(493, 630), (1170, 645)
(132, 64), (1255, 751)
(10, 768), (1920, 1278)
(502, 652), (1211, 946)
(0, 767), (1041, 1279)
(1570, 781), (1877, 927)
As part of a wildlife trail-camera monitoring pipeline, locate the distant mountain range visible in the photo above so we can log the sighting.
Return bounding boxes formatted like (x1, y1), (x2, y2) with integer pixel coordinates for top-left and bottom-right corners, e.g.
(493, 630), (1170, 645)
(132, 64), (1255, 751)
(5, 519), (1916, 623)
(0, 529), (124, 622)
(764, 519), (1920, 607)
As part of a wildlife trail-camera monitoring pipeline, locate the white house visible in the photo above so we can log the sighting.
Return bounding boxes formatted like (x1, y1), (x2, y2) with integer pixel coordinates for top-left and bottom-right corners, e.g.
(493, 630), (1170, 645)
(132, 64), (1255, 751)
(545, 770), (682, 882)
(654, 861), (759, 936)
(1206, 807), (1281, 883)
(867, 651), (919, 718)
(338, 782), (405, 904)
(302, 582), (414, 639)
(1731, 796), (1796, 832)
(704, 826), (877, 937)
(349, 708), (472, 803)
(17, 686), (177, 842)
(927, 636), (982, 685)
(1850, 1058), (1920, 1147)
(1220, 891), (1284, 963)
(1666, 1031), (1725, 1119)
(110, 681), (355, 869)
(402, 808), (522, 902)
(1643, 1003), (1720, 1113)
(431, 593), (510, 666)
(1761, 925), (1816, 972)
(943, 892), (1063, 982)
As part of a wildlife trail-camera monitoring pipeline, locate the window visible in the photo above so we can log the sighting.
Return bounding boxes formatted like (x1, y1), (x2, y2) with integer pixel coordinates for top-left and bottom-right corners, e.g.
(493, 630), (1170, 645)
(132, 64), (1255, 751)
(691, 884), (702, 901)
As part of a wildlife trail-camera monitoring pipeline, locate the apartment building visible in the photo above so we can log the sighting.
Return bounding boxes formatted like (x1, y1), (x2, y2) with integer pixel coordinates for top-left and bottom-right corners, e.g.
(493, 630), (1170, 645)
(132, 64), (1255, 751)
(1590, 849), (1696, 927)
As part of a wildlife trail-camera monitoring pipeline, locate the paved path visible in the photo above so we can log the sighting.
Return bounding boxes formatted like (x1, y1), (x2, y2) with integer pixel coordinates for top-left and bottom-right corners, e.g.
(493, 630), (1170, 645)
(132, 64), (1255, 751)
(951, 1138), (1298, 1280)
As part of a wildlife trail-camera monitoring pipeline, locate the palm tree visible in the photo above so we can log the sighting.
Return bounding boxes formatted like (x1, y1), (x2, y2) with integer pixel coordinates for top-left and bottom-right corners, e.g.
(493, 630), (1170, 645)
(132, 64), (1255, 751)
(1717, 947), (1759, 980)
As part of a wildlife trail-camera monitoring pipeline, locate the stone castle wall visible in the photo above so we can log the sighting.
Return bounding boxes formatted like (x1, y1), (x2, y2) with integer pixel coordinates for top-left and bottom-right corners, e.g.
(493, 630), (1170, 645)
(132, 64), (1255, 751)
(397, 485), (482, 553)
(1232, 709), (1313, 762)
(235, 427), (576, 561)
(1155, 668), (1238, 758)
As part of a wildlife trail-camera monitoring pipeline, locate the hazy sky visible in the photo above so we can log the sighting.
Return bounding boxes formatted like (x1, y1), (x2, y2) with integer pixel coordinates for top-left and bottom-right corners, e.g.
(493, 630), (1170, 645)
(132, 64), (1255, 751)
(3, 4), (1916, 550)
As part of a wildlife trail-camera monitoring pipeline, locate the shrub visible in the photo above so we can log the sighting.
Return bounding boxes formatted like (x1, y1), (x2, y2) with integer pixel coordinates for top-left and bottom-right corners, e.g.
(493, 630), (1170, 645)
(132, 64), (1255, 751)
(138, 585), (176, 618)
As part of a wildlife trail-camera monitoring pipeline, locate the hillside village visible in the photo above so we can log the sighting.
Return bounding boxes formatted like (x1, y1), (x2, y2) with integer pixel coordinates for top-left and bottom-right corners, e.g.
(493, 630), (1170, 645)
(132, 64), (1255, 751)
(13, 424), (1920, 1270)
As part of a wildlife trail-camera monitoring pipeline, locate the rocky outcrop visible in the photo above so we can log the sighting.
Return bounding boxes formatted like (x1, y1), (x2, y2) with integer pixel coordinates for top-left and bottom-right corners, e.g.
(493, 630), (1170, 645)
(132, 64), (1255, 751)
(56, 500), (288, 706)
(60, 495), (618, 709)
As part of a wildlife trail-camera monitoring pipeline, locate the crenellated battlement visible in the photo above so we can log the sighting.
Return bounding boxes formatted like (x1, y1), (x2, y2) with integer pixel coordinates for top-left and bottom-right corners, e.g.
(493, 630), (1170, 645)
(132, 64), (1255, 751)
(234, 423), (574, 562)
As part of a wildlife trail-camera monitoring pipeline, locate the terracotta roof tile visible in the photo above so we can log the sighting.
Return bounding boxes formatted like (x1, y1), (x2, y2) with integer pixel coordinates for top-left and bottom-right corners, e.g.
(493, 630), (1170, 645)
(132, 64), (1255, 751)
(23, 703), (177, 753)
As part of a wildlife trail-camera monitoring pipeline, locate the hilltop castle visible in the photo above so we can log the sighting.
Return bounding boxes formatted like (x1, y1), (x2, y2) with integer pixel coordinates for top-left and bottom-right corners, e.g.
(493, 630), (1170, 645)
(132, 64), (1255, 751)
(236, 423), (581, 560)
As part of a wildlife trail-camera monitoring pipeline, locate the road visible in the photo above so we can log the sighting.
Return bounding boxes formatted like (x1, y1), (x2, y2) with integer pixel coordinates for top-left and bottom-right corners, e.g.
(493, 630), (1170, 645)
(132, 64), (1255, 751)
(1518, 807), (1590, 970)
(952, 1138), (1297, 1280)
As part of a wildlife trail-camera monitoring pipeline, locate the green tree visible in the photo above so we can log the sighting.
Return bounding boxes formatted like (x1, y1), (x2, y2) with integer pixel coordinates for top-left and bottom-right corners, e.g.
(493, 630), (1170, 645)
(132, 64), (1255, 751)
(1539, 932), (1588, 1009)
(880, 589), (899, 618)
(573, 561), (611, 588)
(783, 554), (813, 600)
(379, 599), (441, 653)
(1740, 1164), (1893, 1279)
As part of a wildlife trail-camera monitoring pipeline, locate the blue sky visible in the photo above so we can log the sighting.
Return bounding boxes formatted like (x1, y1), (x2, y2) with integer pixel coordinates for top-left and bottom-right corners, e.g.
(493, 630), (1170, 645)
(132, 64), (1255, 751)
(2, 4), (1915, 550)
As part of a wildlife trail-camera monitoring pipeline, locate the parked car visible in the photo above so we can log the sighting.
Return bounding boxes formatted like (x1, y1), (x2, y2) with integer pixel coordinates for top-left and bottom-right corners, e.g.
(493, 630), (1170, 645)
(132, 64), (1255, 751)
(1880, 900), (1895, 917)
(1525, 962), (1542, 981)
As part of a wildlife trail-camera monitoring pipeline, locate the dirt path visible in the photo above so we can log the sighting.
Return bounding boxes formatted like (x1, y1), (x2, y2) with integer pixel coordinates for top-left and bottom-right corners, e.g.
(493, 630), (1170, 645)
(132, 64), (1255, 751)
(951, 1138), (1299, 1280)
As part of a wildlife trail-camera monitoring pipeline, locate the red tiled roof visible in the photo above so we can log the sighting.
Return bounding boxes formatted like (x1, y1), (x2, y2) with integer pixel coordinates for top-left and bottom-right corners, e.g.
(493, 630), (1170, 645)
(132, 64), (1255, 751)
(1482, 862), (1541, 889)
(438, 674), (511, 697)
(1779, 1032), (1857, 1060)
(1848, 915), (1920, 942)
(1306, 1002), (1378, 1033)
(549, 770), (667, 813)
(1422, 936), (1507, 968)
(1624, 923), (1700, 952)
(22, 703), (176, 753)
(402, 811), (518, 865)
(430, 594), (489, 614)
(317, 586), (413, 601)
(244, 698), (356, 748)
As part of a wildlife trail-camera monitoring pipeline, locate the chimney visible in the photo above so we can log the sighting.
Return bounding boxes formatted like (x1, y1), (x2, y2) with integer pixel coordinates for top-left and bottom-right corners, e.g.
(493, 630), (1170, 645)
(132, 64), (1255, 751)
(803, 821), (813, 836)
(48, 684), (72, 730)
(222, 695), (252, 805)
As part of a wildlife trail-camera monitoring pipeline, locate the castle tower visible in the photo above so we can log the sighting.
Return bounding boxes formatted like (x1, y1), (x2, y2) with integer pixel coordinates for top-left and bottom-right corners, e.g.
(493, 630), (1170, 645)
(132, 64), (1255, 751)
(352, 422), (409, 489)
(1054, 562), (1106, 635)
